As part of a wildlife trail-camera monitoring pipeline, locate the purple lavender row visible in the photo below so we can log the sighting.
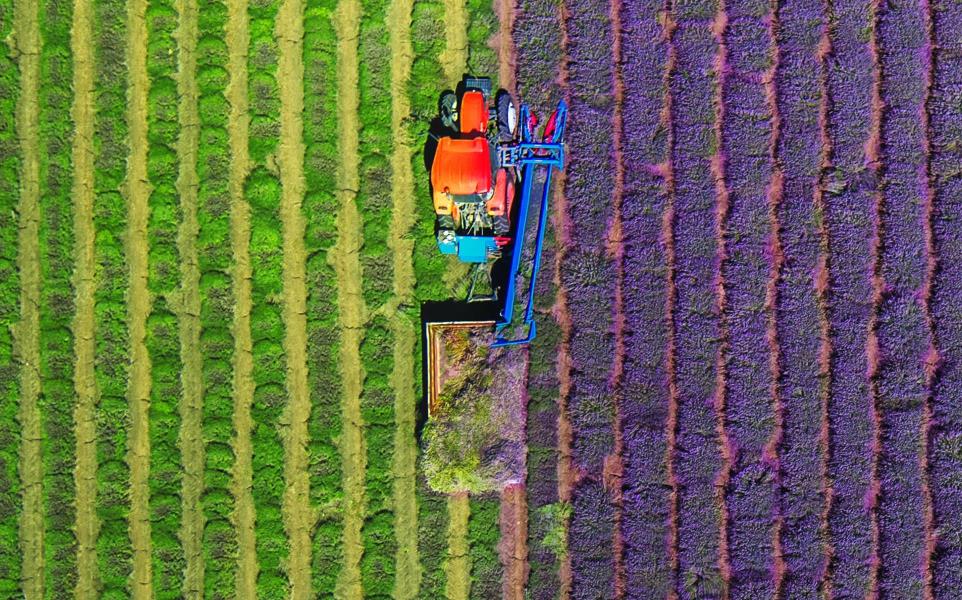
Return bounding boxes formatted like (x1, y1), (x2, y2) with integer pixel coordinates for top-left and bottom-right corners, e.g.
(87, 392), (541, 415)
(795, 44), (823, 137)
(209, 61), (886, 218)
(875, 0), (934, 594)
(928, 0), (962, 593)
(561, 0), (619, 593)
(773, 0), (830, 595)
(669, 2), (727, 595)
(719, 0), (780, 595)
(619, 0), (673, 593)
(822, 0), (880, 594)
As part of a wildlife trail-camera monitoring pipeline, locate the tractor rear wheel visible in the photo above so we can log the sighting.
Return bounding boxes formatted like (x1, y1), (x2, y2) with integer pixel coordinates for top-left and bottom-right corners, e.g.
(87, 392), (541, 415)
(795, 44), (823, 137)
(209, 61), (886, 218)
(493, 215), (511, 236)
(496, 91), (517, 142)
(437, 214), (456, 231)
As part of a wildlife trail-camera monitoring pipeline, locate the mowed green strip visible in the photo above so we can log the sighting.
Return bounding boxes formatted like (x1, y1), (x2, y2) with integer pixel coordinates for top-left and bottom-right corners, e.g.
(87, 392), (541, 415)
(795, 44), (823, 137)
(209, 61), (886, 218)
(0, 1), (21, 591)
(37, 0), (78, 594)
(196, 0), (238, 595)
(300, 0), (339, 586)
(92, 0), (134, 593)
(303, 0), (344, 594)
(357, 0), (397, 594)
(468, 496), (502, 599)
(246, 0), (289, 593)
(145, 0), (187, 594)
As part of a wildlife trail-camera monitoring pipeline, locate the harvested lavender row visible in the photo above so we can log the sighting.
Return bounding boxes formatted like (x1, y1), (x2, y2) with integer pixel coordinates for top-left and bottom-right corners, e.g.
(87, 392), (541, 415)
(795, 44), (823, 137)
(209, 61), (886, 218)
(561, 0), (618, 593)
(875, 0), (933, 594)
(718, 0), (779, 594)
(822, 0), (880, 593)
(514, 0), (568, 596)
(773, 0), (829, 594)
(669, 0), (726, 594)
(618, 0), (673, 593)
(929, 0), (962, 593)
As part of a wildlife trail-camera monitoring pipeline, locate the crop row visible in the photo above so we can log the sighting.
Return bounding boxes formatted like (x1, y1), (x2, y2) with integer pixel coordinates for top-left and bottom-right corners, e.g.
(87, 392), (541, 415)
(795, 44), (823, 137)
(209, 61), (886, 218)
(618, 0), (673, 593)
(669, 0), (726, 594)
(303, 0), (343, 594)
(512, 0), (566, 594)
(822, 0), (881, 594)
(465, 0), (497, 82)
(409, 0), (449, 594)
(928, 0), (962, 593)
(195, 0), (238, 595)
(0, 0), (20, 593)
(145, 0), (186, 595)
(718, 0), (780, 593)
(246, 0), (288, 593)
(468, 495), (502, 599)
(875, 0), (934, 594)
(772, 0), (830, 593)
(356, 0), (397, 593)
(38, 0), (78, 594)
(93, 0), (134, 594)
(561, 0), (619, 593)
(360, 319), (396, 596)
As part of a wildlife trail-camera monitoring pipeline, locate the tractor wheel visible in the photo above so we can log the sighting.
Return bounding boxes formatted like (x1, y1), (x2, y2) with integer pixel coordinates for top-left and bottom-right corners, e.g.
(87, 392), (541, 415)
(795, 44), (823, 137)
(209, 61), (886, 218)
(437, 214), (456, 231)
(440, 91), (458, 132)
(493, 215), (511, 236)
(496, 91), (517, 142)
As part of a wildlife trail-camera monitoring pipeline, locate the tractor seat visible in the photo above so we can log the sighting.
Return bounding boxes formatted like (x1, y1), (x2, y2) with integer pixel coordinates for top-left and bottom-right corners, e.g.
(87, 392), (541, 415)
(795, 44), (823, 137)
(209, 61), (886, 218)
(431, 136), (493, 196)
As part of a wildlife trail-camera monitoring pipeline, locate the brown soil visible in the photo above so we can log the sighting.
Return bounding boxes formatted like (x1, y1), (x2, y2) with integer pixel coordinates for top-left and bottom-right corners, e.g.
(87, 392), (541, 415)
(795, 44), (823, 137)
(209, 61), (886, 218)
(445, 493), (470, 600)
(125, 0), (154, 593)
(499, 484), (528, 600)
(275, 0), (313, 596)
(494, 0), (516, 94)
(14, 0), (44, 594)
(226, 0), (257, 593)
(71, 0), (100, 594)
(175, 0), (205, 593)
(387, 0), (420, 593)
(333, 0), (367, 596)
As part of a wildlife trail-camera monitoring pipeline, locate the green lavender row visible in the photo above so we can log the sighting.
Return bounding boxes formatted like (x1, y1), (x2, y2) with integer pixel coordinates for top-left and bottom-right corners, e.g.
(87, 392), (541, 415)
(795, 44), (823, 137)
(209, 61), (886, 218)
(196, 0), (237, 596)
(303, 0), (343, 594)
(0, 0), (21, 592)
(145, 0), (186, 595)
(360, 318), (396, 597)
(38, 0), (77, 594)
(246, 0), (287, 594)
(93, 0), (133, 595)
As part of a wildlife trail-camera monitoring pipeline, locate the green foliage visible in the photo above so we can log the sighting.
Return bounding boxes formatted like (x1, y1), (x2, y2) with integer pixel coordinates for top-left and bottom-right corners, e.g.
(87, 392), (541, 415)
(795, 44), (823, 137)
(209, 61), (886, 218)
(92, 0), (133, 593)
(360, 317), (396, 597)
(536, 502), (571, 560)
(303, 0), (343, 593)
(465, 0), (498, 83)
(0, 0), (20, 593)
(145, 0), (185, 595)
(196, 0), (238, 595)
(247, 0), (288, 594)
(37, 0), (78, 594)
(416, 469), (448, 598)
(468, 496), (502, 600)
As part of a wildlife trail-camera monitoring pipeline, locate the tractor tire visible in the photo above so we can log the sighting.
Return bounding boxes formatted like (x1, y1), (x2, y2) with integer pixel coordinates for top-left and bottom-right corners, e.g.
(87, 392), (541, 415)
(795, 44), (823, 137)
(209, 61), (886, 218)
(440, 91), (458, 132)
(437, 214), (456, 231)
(496, 91), (517, 142)
(493, 215), (511, 236)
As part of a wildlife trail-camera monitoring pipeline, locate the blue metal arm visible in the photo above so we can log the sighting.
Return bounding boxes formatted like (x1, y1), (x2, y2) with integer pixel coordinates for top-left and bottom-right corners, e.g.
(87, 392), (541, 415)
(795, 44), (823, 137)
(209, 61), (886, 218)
(492, 100), (567, 347)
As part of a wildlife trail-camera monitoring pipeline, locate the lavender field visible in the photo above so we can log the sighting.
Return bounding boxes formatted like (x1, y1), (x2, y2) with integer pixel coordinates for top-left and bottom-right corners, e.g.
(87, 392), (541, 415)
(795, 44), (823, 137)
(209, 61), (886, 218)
(2, 0), (960, 595)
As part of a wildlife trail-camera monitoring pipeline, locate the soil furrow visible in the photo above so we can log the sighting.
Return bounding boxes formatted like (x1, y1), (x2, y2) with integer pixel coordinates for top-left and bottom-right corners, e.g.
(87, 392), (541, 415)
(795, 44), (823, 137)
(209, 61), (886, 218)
(13, 0), (44, 594)
(387, 0), (420, 593)
(175, 0), (205, 592)
(334, 0), (366, 594)
(125, 0), (154, 592)
(276, 0), (313, 595)
(226, 0), (256, 593)
(445, 493), (470, 600)
(70, 0), (98, 593)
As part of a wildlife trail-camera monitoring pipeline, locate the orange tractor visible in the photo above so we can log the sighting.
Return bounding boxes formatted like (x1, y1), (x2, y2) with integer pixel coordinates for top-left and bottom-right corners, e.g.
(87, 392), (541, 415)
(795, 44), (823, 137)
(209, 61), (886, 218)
(428, 77), (566, 348)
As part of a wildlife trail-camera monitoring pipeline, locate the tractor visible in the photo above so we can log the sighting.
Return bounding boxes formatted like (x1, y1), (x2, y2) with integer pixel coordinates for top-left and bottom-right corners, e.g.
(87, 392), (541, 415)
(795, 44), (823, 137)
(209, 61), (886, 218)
(423, 76), (567, 414)
(428, 77), (566, 344)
